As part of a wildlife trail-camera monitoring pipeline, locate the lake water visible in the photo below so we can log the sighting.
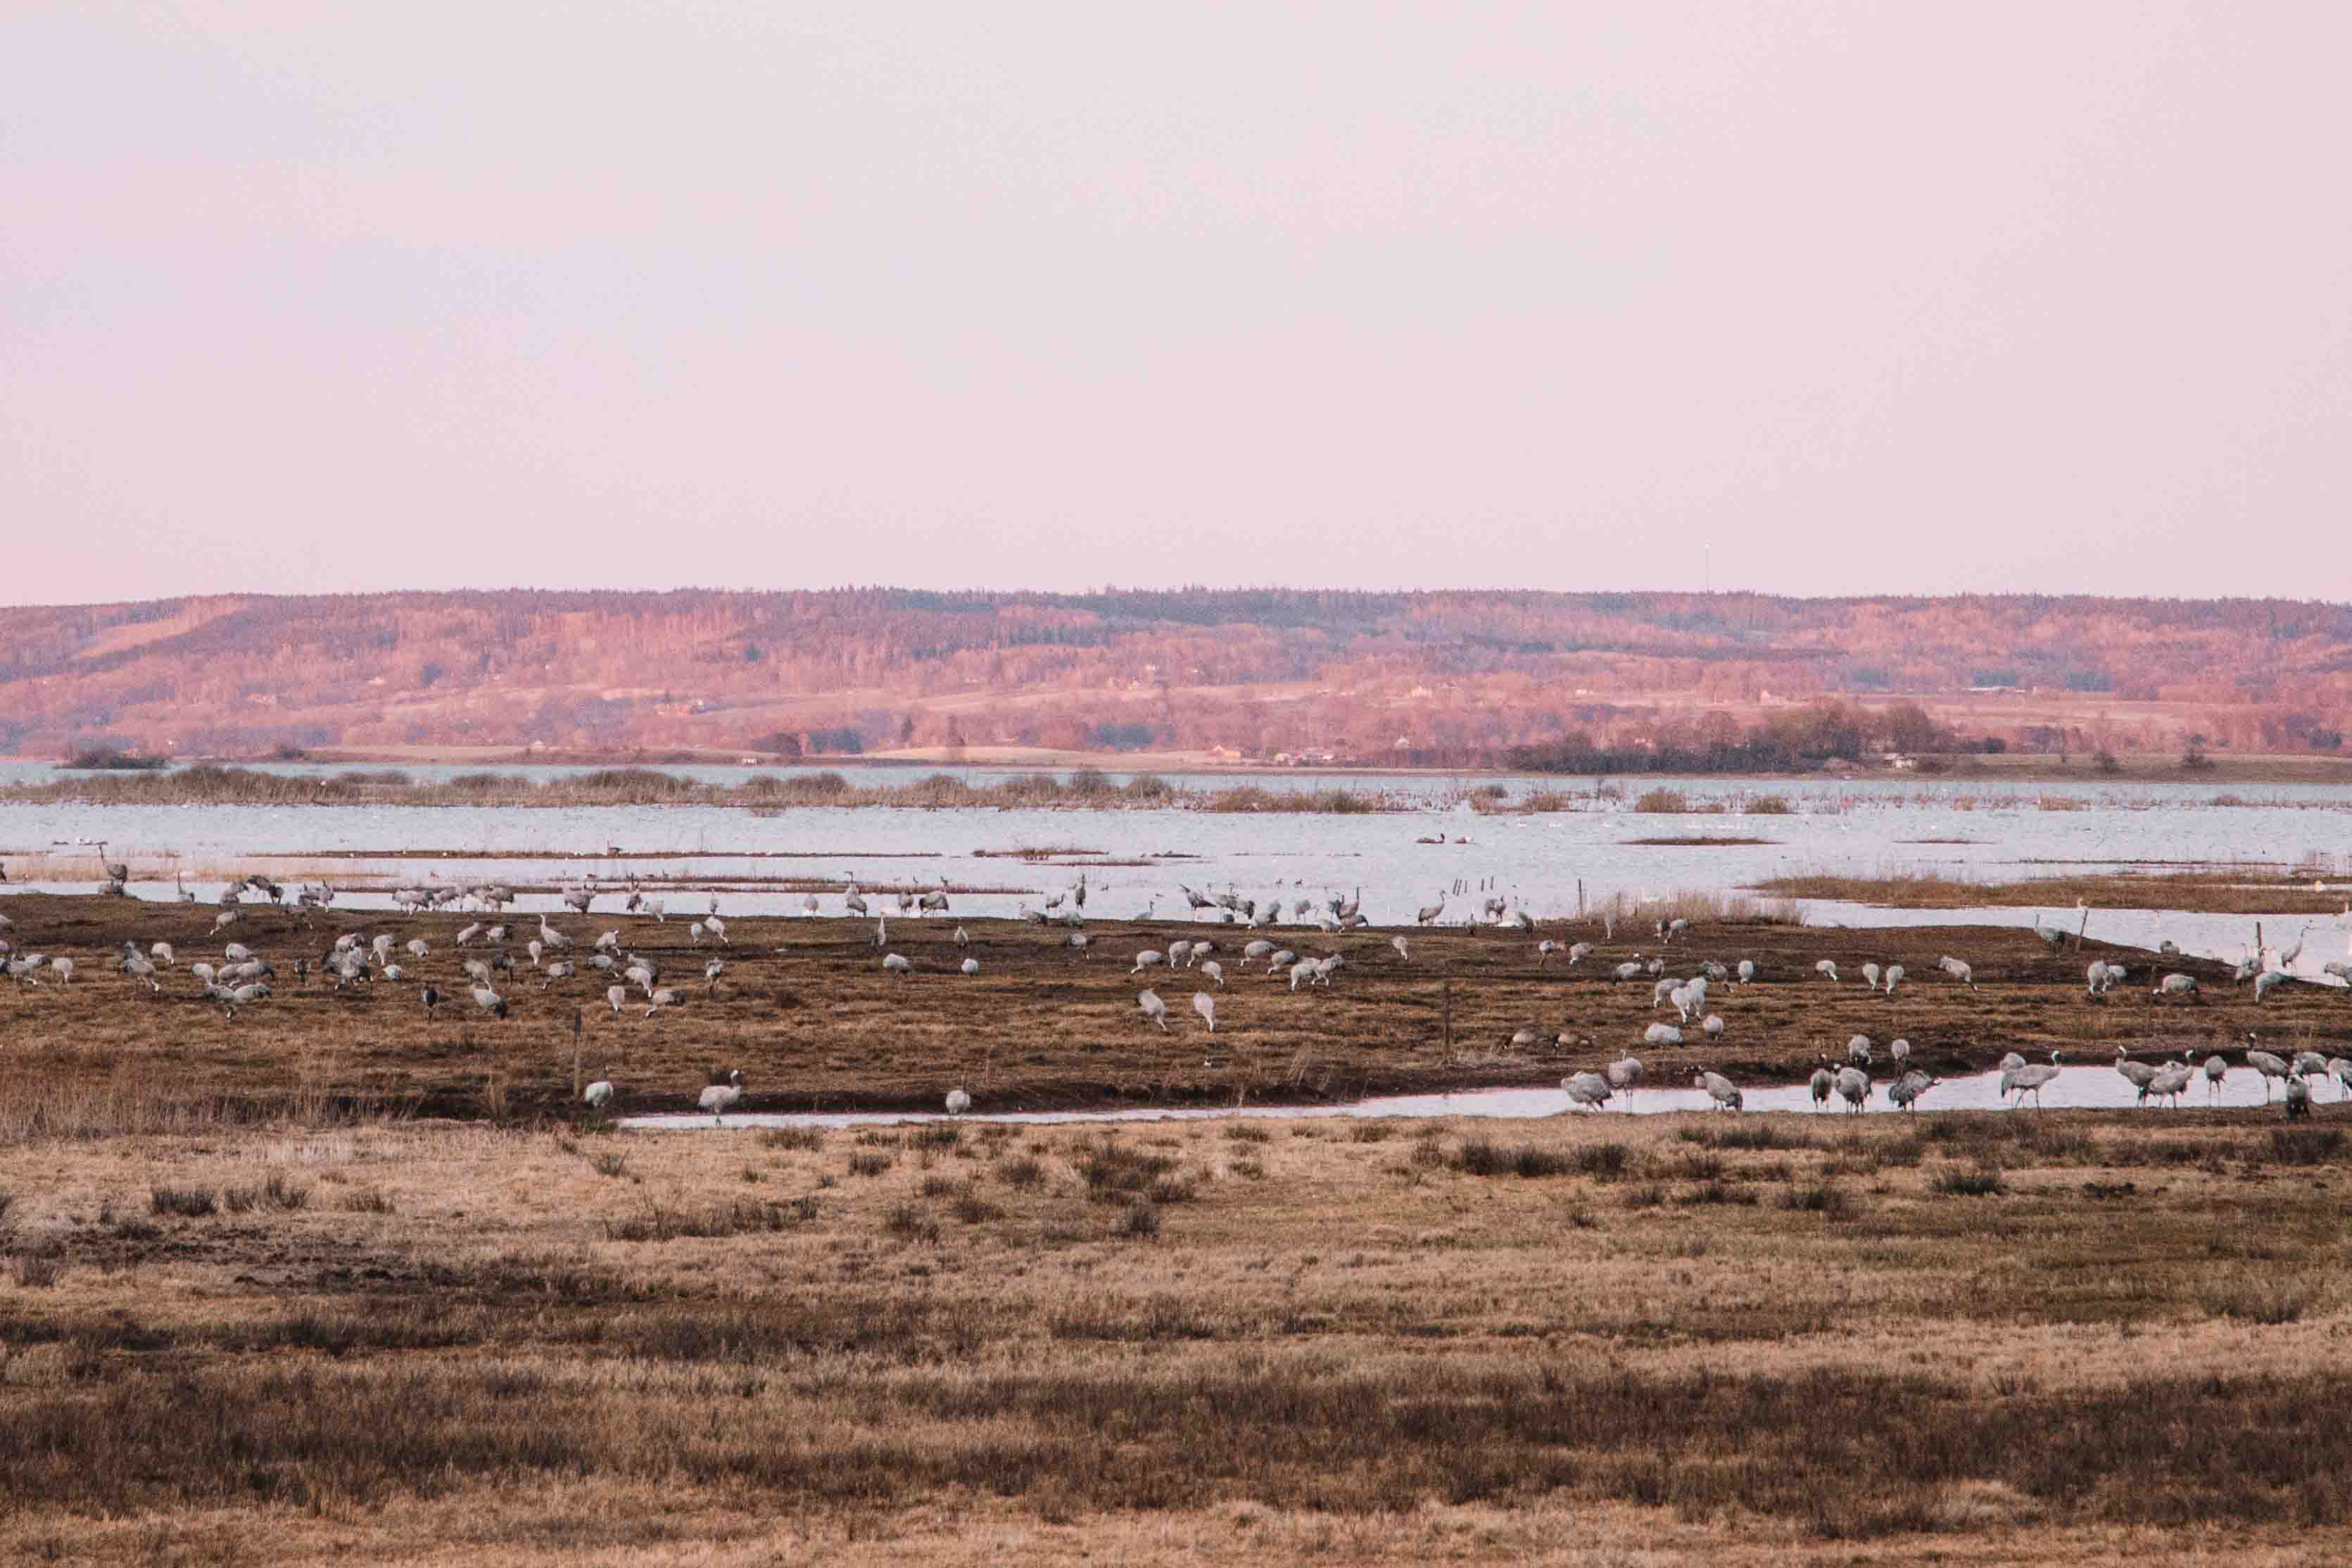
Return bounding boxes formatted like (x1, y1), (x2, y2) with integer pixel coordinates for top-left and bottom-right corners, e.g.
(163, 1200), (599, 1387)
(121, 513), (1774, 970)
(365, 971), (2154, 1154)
(620, 1058), (2332, 1130)
(6, 769), (2351, 970)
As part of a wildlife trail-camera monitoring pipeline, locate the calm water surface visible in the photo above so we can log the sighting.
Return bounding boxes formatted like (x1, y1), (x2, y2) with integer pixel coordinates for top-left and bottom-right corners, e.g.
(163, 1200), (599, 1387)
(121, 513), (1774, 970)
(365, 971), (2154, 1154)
(621, 1058), (2329, 1131)
(6, 773), (2350, 968)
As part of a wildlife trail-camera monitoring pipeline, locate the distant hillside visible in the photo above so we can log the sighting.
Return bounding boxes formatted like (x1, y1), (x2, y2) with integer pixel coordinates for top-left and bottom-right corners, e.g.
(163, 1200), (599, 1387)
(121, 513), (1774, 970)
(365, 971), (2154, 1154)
(1, 588), (2346, 763)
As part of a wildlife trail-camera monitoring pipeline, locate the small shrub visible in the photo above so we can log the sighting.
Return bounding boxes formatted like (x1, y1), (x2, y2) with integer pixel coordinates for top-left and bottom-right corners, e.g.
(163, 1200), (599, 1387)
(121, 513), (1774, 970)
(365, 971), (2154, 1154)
(1633, 788), (1690, 814)
(1223, 1124), (1272, 1144)
(952, 1191), (1003, 1224)
(1146, 1176), (1198, 1206)
(1745, 794), (1793, 815)
(1674, 1180), (1758, 1207)
(1450, 1139), (1570, 1178)
(883, 1202), (939, 1243)
(848, 1151), (894, 1177)
(999, 1156), (1047, 1191)
(1931, 1167), (2006, 1197)
(1079, 1142), (1177, 1194)
(1778, 1183), (1856, 1218)
(911, 1123), (961, 1151)
(224, 1186), (258, 1214)
(1690, 1125), (1817, 1153)
(1228, 1158), (1266, 1180)
(593, 1153), (628, 1178)
(760, 1127), (824, 1152)
(340, 1189), (396, 1214)
(1874, 1137), (1928, 1169)
(14, 1251), (62, 1289)
(920, 1175), (958, 1198)
(1349, 1122), (1397, 1143)
(1120, 1203), (1163, 1239)
(150, 1186), (217, 1218)
(263, 1174), (310, 1210)
(1575, 1143), (1630, 1180)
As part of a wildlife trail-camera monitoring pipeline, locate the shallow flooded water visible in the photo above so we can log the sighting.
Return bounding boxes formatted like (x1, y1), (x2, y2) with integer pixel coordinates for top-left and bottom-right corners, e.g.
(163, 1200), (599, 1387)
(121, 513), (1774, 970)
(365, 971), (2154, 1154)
(8, 773), (2352, 939)
(621, 1060), (2329, 1131)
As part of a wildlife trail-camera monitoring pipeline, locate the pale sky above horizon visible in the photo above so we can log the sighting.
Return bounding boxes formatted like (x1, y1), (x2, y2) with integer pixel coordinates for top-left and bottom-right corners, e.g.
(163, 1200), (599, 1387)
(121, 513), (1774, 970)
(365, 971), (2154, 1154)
(5, 3), (2349, 608)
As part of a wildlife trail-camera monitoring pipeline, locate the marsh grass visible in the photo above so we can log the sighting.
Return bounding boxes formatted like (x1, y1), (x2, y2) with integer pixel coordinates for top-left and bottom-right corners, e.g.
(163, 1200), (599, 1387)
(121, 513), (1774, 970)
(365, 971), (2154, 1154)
(1778, 1182), (1856, 1218)
(1, 764), (1420, 816)
(148, 1185), (216, 1218)
(12, 1250), (62, 1288)
(2265, 1128), (2346, 1165)
(4, 1109), (2349, 1558)
(1449, 1139), (1571, 1178)
(1754, 867), (2352, 914)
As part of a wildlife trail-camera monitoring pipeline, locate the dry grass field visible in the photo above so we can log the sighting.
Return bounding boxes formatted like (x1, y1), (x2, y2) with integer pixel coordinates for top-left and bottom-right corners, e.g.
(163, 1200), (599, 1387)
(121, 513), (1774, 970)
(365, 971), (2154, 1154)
(3, 1108), (2351, 1564)
(1, 894), (2346, 1122)
(7, 893), (2352, 1562)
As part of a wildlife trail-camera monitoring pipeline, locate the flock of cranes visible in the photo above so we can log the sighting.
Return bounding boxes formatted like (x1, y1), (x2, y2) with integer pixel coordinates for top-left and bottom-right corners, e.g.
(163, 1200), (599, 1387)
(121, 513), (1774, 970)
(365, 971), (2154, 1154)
(8, 859), (2352, 1127)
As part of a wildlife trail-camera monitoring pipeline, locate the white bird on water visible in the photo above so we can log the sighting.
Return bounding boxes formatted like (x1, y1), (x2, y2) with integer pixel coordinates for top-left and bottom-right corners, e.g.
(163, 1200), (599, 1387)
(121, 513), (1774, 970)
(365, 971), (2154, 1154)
(945, 1087), (972, 1116)
(583, 1073), (615, 1111)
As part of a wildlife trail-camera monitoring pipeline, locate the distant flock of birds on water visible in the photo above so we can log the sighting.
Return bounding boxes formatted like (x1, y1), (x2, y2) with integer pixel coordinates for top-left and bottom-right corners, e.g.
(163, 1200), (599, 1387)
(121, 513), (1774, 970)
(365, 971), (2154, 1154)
(5, 863), (2350, 1124)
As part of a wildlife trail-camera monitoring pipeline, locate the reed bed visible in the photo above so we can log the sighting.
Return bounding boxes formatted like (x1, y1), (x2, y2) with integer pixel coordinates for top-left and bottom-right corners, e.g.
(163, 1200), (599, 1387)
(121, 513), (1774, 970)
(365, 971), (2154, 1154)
(4, 765), (1398, 814)
(1752, 868), (2352, 913)
(19, 765), (2352, 821)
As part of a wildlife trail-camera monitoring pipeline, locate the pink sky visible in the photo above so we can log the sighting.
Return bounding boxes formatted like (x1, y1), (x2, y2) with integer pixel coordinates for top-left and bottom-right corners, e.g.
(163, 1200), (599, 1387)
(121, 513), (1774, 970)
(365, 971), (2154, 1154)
(4, 3), (2348, 605)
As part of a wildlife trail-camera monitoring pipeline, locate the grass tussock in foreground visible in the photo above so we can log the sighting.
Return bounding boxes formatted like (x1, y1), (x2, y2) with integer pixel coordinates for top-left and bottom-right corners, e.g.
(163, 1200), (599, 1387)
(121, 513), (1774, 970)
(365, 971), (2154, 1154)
(1, 1111), (2350, 1565)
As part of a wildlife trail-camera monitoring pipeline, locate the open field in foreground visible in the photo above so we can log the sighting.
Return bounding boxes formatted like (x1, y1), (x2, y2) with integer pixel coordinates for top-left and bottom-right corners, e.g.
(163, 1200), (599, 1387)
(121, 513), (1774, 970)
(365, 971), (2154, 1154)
(4, 1110), (2352, 1564)
(2, 894), (2349, 1121)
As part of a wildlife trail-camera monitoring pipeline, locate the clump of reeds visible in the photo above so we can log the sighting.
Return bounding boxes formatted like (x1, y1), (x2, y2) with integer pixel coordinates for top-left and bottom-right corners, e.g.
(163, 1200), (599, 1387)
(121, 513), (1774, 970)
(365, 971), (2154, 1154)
(1448, 1139), (1570, 1178)
(149, 1186), (217, 1218)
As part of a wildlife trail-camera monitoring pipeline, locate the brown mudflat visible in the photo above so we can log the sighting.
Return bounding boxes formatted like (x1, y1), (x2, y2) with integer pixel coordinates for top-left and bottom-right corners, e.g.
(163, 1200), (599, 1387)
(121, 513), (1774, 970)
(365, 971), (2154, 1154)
(1, 894), (2334, 1123)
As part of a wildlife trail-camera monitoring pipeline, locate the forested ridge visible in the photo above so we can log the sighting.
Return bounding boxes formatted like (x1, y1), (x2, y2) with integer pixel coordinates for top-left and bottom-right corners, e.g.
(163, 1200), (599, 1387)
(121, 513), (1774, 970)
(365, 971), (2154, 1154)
(2, 588), (2344, 760)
